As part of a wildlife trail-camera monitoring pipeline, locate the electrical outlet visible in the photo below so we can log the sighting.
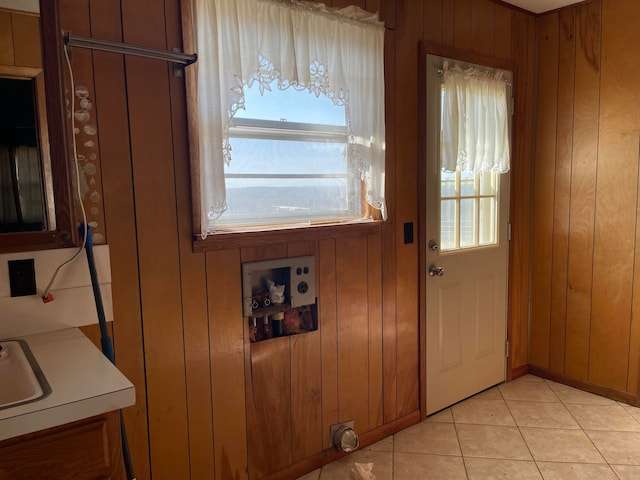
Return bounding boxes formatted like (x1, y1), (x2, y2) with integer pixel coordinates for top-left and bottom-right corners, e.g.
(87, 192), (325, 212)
(8, 259), (36, 297)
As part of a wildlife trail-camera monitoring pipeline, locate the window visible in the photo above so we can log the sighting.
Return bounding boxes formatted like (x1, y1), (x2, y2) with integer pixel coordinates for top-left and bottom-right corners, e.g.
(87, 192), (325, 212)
(221, 81), (360, 227)
(188, 0), (386, 237)
(440, 170), (499, 251)
(438, 60), (510, 252)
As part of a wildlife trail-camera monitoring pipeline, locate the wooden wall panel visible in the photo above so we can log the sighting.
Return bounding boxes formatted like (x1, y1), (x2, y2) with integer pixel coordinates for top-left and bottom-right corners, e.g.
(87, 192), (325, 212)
(589, 0), (639, 390)
(454, 0), (472, 51)
(442, 0), (455, 47)
(493, 4), (512, 60)
(60, 0), (107, 242)
(11, 13), (40, 68)
(394, 0), (420, 419)
(207, 249), (247, 480)
(165, 0), (215, 476)
(336, 236), (370, 432)
(85, 0), (152, 475)
(381, 22), (398, 424)
(529, 13), (559, 368)
(508, 11), (536, 371)
(564, 0), (600, 381)
(365, 0), (380, 17)
(471, 0), (494, 57)
(319, 239), (338, 450)
(532, 0), (640, 398)
(246, 337), (292, 479)
(242, 244), (288, 263)
(290, 331), (322, 462)
(120, 0), (191, 476)
(242, 242), (292, 477)
(548, 8), (575, 373)
(288, 241), (322, 463)
(630, 189), (640, 394)
(0, 12), (14, 66)
(378, 0), (394, 28)
(424, 0), (442, 45)
(368, 233), (384, 429)
(630, 173), (640, 394)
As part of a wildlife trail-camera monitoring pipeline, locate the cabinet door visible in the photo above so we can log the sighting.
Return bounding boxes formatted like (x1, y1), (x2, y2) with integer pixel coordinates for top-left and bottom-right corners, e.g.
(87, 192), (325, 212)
(0, 412), (125, 480)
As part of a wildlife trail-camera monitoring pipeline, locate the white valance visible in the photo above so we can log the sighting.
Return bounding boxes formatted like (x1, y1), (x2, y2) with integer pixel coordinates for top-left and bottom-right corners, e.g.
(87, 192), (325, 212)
(193, 0), (387, 234)
(441, 61), (510, 173)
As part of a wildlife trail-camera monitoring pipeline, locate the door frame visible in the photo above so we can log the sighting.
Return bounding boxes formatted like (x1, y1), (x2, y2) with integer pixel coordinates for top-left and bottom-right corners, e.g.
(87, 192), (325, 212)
(418, 42), (519, 418)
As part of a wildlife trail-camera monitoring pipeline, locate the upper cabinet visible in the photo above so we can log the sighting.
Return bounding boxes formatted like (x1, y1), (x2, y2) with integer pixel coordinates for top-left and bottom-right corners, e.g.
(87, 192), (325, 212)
(0, 0), (75, 252)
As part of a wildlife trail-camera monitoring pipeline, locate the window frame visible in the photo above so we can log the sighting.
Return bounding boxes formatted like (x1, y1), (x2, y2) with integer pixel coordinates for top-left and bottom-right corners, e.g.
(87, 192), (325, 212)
(181, 0), (387, 251)
(221, 114), (364, 228)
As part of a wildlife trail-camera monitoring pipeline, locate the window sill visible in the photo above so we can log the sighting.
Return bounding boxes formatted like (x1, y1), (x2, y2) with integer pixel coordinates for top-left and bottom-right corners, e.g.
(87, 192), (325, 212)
(192, 220), (383, 252)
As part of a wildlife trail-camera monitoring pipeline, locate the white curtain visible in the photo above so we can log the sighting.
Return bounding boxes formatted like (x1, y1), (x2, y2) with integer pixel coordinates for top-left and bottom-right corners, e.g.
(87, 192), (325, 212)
(193, 0), (386, 235)
(0, 145), (43, 227)
(441, 61), (510, 173)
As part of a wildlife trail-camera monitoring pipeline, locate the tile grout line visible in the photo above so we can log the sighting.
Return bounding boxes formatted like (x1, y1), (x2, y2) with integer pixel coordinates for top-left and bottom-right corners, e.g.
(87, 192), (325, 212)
(306, 376), (640, 479)
(542, 377), (640, 477)
(498, 380), (546, 479)
(451, 420), (470, 479)
(552, 380), (612, 469)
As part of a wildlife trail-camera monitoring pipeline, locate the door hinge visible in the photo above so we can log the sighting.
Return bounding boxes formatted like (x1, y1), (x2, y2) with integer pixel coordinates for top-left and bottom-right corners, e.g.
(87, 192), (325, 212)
(510, 97), (514, 116)
(507, 223), (512, 241)
(505, 340), (510, 358)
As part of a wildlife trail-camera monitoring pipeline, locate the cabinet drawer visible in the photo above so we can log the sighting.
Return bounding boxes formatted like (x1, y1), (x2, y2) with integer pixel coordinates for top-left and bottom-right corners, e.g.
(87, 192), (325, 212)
(0, 412), (123, 480)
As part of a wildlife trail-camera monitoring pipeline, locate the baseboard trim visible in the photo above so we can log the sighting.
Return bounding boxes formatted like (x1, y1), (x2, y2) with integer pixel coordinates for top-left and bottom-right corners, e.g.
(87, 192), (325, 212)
(528, 365), (639, 406)
(510, 364), (529, 380)
(262, 411), (421, 480)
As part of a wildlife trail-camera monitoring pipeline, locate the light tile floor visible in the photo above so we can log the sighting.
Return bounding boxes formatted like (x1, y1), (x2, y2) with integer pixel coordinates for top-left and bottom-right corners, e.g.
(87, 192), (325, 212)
(297, 375), (640, 479)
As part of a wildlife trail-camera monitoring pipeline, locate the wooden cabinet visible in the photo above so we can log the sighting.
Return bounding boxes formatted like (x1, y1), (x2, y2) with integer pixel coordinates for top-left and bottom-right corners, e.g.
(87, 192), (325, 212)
(0, 411), (125, 480)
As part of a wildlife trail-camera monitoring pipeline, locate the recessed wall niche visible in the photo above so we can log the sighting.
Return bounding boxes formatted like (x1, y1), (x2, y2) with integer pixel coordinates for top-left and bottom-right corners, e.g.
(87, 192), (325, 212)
(242, 256), (318, 343)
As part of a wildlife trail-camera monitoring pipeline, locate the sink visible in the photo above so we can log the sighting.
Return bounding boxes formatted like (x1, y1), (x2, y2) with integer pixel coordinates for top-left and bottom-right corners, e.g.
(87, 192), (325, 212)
(0, 339), (51, 410)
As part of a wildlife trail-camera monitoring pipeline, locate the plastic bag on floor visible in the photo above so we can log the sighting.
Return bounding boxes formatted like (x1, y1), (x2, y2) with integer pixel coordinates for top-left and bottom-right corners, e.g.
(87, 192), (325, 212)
(350, 462), (376, 480)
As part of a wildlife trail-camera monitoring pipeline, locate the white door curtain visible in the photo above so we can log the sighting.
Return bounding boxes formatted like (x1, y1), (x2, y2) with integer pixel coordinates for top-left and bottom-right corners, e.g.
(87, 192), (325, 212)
(440, 60), (511, 174)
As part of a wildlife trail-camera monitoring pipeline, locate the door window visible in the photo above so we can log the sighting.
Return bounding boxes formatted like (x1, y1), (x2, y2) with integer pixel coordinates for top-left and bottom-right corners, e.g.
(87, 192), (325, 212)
(440, 169), (499, 251)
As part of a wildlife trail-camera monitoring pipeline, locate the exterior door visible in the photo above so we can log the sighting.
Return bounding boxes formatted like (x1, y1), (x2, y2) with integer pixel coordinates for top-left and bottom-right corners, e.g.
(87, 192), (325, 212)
(425, 54), (511, 415)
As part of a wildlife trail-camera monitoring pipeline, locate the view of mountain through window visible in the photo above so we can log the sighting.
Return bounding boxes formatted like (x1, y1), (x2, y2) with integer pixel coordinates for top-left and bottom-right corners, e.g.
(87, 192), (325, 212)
(220, 81), (361, 228)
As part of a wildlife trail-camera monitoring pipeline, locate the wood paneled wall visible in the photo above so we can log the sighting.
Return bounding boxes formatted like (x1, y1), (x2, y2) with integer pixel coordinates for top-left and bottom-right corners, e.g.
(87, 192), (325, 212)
(0, 8), (41, 68)
(58, 0), (534, 479)
(530, 0), (640, 398)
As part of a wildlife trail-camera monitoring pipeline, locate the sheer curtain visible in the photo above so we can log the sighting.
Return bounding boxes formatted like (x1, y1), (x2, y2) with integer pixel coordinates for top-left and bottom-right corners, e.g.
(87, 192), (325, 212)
(0, 145), (43, 229)
(441, 61), (510, 173)
(192, 0), (386, 235)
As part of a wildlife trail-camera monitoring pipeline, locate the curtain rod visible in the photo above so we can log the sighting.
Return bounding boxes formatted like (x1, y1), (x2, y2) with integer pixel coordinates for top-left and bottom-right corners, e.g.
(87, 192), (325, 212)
(63, 32), (197, 75)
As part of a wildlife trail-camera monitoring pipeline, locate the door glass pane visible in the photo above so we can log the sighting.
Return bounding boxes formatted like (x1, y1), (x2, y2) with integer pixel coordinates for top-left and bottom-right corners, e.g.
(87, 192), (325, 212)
(460, 170), (475, 196)
(459, 198), (475, 248)
(440, 169), (500, 251)
(441, 199), (456, 250)
(479, 171), (498, 195)
(479, 197), (496, 245)
(441, 170), (456, 197)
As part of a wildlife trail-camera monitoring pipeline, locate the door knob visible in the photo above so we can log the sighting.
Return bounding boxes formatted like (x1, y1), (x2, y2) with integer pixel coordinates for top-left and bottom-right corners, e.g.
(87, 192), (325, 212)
(428, 265), (445, 277)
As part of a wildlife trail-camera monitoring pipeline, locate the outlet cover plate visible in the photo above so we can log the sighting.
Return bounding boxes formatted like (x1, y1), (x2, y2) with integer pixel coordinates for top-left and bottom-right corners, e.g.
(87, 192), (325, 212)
(8, 259), (36, 297)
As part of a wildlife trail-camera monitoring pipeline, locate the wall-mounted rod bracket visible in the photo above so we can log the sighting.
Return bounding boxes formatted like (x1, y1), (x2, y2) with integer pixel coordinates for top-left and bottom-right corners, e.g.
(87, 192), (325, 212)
(63, 31), (197, 77)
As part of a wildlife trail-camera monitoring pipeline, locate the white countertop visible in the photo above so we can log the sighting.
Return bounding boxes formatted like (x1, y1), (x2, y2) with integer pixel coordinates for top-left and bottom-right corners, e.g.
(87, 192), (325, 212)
(0, 328), (135, 441)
